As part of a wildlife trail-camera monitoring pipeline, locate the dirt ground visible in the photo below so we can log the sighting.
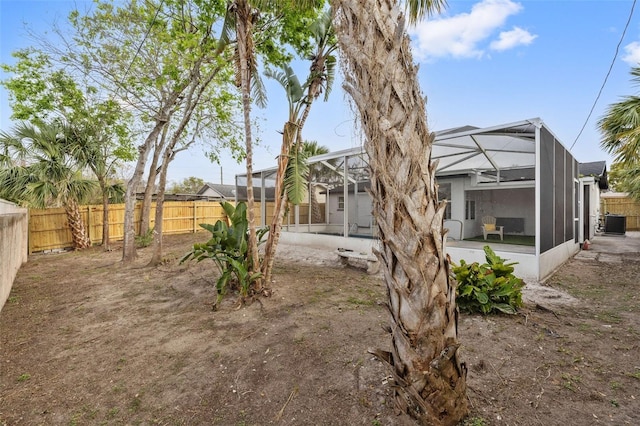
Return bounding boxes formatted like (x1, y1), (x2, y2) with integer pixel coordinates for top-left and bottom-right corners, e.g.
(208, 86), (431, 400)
(1, 232), (639, 426)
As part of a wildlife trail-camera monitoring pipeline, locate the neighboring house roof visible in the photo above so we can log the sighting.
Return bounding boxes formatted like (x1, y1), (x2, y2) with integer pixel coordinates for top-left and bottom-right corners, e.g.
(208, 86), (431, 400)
(579, 161), (609, 190)
(235, 186), (277, 201)
(135, 192), (220, 201)
(197, 183), (277, 201)
(197, 183), (237, 199)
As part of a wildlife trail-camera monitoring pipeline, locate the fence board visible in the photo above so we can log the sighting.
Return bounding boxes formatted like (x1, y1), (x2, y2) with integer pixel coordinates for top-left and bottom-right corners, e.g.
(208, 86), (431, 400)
(600, 196), (640, 231)
(28, 200), (319, 253)
(29, 201), (229, 253)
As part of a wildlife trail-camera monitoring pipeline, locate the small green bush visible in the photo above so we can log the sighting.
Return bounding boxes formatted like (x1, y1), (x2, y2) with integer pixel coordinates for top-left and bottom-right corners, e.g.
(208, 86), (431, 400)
(181, 202), (267, 308)
(452, 245), (525, 314)
(135, 228), (154, 248)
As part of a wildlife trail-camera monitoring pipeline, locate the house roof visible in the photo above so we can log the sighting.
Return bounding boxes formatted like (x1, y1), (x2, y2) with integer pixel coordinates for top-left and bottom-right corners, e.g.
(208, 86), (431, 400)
(579, 161), (609, 190)
(579, 161), (606, 177)
(197, 183), (237, 199)
(197, 182), (278, 201)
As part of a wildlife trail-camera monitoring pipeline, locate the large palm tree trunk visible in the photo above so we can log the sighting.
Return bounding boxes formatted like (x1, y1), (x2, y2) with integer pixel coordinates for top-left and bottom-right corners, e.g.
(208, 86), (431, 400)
(64, 198), (91, 250)
(333, 1), (468, 424)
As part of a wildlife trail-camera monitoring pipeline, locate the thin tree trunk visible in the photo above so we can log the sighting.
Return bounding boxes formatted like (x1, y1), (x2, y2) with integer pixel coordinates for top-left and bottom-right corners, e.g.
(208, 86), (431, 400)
(148, 149), (171, 266)
(261, 48), (327, 286)
(236, 0), (262, 291)
(64, 198), (91, 250)
(140, 127), (168, 236)
(333, 1), (468, 424)
(147, 60), (212, 266)
(122, 120), (168, 264)
(261, 121), (297, 285)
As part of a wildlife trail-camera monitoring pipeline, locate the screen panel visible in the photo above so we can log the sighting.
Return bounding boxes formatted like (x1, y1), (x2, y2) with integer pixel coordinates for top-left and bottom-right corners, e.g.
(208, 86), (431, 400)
(565, 151), (574, 242)
(540, 127), (555, 253)
(554, 141), (565, 245)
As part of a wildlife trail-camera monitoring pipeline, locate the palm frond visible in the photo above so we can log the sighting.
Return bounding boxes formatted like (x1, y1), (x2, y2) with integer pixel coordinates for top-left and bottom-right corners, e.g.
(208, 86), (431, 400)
(284, 147), (309, 205)
(302, 140), (329, 157)
(0, 121), (96, 208)
(107, 182), (126, 203)
(322, 54), (337, 101)
(264, 64), (305, 114)
(309, 7), (331, 40)
(251, 70), (268, 109)
(406, 0), (448, 24)
(598, 94), (640, 166)
(216, 6), (237, 55)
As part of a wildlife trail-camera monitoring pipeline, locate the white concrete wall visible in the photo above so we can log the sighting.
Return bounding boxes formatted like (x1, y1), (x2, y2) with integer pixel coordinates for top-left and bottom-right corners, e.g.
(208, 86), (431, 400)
(327, 192), (372, 228)
(0, 199), (29, 312)
(280, 231), (379, 254)
(539, 238), (580, 281)
(446, 245), (539, 281)
(281, 225), (577, 282)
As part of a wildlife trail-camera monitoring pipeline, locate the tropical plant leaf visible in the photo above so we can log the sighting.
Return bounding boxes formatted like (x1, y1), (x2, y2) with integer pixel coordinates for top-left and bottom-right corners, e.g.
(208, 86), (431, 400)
(284, 148), (309, 204)
(453, 249), (525, 315)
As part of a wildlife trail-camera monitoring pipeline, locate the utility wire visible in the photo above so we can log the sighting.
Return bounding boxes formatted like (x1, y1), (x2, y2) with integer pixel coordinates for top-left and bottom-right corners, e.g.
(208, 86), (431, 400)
(120, 0), (166, 86)
(570, 0), (637, 151)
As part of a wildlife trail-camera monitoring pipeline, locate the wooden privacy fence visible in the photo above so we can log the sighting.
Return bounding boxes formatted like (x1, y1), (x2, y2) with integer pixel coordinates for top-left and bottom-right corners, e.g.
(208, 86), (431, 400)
(600, 195), (640, 231)
(28, 200), (325, 253)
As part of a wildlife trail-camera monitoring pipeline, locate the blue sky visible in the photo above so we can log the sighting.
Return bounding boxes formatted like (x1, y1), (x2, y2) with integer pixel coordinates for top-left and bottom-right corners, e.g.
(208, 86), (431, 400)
(1, 0), (639, 185)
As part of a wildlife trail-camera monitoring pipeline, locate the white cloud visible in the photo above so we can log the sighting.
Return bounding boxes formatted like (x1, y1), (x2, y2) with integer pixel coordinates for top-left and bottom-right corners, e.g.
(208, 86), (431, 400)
(409, 0), (534, 61)
(490, 27), (537, 51)
(622, 41), (640, 66)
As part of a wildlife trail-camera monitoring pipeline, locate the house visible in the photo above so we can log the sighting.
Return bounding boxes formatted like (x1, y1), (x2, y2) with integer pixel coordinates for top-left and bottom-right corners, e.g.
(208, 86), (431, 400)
(238, 118), (607, 281)
(197, 183), (238, 200)
(197, 182), (277, 202)
(578, 161), (609, 240)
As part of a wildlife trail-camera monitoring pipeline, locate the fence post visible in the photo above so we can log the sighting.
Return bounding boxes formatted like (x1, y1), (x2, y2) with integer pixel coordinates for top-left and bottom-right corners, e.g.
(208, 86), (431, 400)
(86, 205), (92, 244)
(193, 201), (197, 233)
(28, 211), (33, 254)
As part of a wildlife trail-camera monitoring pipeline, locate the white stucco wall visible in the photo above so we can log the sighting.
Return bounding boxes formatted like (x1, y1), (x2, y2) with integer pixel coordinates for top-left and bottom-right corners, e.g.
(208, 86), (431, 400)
(0, 199), (29, 312)
(327, 192), (372, 228)
(538, 238), (580, 280)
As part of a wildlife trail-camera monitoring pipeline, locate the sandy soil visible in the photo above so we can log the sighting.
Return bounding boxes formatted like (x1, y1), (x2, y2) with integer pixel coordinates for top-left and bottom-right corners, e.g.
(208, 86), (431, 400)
(1, 232), (639, 425)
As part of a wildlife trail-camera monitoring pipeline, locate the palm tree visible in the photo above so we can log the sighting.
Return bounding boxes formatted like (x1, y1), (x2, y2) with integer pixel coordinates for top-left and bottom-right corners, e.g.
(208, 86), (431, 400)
(332, 0), (468, 424)
(64, 110), (131, 252)
(260, 9), (337, 287)
(599, 66), (640, 201)
(221, 0), (325, 293)
(0, 122), (97, 249)
(599, 67), (640, 166)
(220, 0), (264, 291)
(301, 140), (330, 223)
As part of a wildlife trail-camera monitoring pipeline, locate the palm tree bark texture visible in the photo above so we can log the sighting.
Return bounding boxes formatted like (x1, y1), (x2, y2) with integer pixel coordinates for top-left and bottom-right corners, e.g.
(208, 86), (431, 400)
(64, 198), (91, 249)
(333, 1), (468, 424)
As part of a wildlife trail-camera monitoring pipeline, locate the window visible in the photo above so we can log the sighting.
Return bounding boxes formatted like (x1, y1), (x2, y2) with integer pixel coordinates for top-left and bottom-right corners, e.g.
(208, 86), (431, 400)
(465, 199), (476, 220)
(338, 196), (345, 210)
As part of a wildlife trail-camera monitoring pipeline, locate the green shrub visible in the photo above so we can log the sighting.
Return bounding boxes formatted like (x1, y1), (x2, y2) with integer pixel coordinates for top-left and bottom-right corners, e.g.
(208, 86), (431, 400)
(135, 228), (154, 248)
(452, 245), (525, 314)
(181, 202), (267, 308)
